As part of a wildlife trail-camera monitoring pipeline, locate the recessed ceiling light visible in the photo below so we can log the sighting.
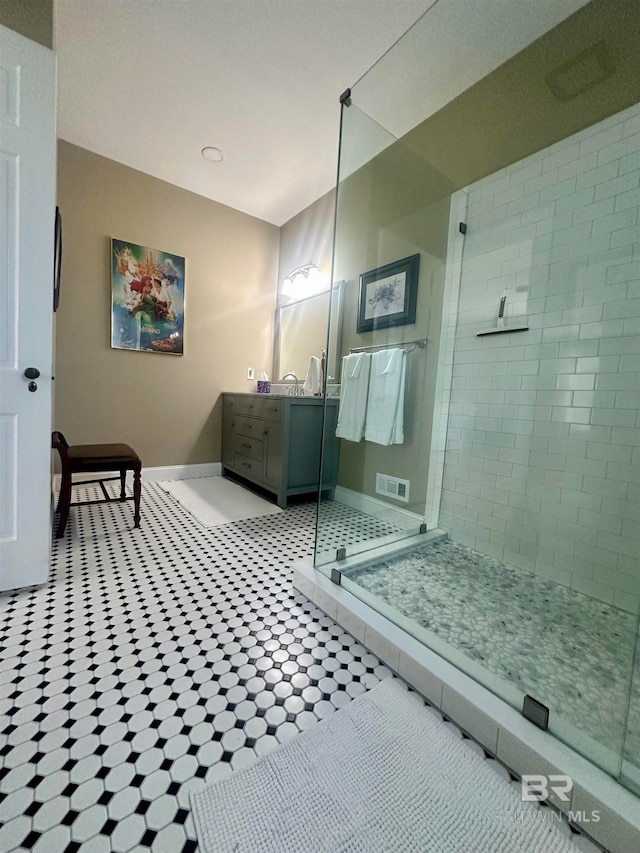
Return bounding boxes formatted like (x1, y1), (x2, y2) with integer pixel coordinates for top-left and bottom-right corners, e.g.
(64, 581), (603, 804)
(201, 146), (224, 162)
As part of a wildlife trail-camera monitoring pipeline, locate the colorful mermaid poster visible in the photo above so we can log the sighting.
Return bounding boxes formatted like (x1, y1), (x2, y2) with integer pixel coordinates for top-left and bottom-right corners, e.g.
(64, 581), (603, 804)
(111, 238), (185, 355)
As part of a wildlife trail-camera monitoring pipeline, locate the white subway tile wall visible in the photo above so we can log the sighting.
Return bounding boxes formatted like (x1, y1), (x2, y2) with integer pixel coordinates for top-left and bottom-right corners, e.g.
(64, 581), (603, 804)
(436, 103), (640, 613)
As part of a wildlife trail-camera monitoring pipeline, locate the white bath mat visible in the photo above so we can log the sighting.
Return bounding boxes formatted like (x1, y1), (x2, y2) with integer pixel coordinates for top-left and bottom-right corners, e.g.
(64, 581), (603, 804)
(158, 476), (282, 527)
(190, 678), (582, 853)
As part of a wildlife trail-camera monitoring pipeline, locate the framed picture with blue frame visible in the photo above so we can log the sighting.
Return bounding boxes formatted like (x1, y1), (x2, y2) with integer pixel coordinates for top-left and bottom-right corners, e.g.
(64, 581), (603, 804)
(111, 238), (185, 355)
(357, 253), (420, 334)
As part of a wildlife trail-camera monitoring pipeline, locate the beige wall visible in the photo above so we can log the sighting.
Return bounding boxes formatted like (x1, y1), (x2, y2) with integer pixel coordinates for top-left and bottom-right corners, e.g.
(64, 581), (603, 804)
(403, 0), (640, 191)
(0, 0), (53, 47)
(277, 152), (453, 516)
(277, 189), (335, 289)
(54, 0), (635, 481)
(332, 145), (455, 514)
(56, 141), (279, 468)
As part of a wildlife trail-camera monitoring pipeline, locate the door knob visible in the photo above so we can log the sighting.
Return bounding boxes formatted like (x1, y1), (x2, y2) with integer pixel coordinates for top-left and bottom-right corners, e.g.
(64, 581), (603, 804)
(24, 367), (40, 379)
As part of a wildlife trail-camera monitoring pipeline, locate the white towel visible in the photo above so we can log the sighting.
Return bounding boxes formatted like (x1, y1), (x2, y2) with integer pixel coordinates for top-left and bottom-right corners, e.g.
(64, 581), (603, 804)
(364, 348), (406, 445)
(335, 352), (371, 442)
(303, 356), (322, 395)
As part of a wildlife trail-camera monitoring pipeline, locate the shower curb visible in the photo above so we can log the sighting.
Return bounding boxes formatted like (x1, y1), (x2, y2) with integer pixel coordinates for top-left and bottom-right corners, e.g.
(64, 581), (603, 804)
(293, 558), (640, 853)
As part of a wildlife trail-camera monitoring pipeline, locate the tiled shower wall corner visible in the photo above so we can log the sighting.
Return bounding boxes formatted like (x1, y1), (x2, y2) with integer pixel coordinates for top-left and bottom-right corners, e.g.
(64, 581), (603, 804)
(428, 102), (640, 612)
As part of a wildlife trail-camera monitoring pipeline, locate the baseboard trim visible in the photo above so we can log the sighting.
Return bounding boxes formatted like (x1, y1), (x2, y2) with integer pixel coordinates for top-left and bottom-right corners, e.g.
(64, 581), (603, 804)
(53, 462), (221, 490)
(142, 462), (221, 483)
(334, 485), (423, 528)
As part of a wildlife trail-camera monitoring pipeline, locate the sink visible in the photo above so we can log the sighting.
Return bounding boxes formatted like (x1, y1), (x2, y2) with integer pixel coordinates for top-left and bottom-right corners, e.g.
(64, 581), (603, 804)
(265, 383), (341, 397)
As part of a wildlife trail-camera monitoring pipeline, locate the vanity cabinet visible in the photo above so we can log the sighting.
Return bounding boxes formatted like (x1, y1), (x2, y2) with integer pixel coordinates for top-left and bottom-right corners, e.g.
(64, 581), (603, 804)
(222, 394), (339, 508)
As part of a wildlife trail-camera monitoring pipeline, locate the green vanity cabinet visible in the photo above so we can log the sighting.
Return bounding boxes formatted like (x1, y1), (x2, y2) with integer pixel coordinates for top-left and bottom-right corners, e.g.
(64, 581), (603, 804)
(221, 393), (339, 508)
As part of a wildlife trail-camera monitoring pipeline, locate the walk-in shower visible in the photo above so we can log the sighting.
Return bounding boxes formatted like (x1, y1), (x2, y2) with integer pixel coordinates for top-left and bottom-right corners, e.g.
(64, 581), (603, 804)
(313, 0), (640, 801)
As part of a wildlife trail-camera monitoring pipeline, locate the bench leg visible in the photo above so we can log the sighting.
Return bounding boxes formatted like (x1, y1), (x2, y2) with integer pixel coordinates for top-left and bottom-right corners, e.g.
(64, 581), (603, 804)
(56, 470), (72, 538)
(133, 463), (141, 528)
(119, 468), (127, 500)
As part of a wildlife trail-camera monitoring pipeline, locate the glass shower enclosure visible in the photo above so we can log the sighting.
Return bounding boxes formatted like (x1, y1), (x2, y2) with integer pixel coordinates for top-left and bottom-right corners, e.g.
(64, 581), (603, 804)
(316, 0), (640, 794)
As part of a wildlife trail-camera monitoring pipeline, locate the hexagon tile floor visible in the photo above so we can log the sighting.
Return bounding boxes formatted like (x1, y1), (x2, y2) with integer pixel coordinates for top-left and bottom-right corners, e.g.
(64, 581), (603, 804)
(0, 484), (398, 853)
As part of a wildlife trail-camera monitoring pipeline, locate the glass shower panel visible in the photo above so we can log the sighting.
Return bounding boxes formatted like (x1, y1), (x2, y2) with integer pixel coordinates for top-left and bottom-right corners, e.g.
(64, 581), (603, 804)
(315, 99), (460, 570)
(622, 627), (640, 794)
(438, 104), (640, 775)
(313, 0), (640, 793)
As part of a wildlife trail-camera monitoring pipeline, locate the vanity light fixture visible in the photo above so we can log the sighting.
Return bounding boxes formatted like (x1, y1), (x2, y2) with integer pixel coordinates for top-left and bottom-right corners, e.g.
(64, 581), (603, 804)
(201, 146), (224, 162)
(281, 264), (328, 299)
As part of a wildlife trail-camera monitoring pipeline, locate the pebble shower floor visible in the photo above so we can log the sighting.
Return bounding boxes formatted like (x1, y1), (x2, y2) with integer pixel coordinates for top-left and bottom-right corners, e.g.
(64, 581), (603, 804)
(348, 539), (640, 766)
(0, 485), (399, 853)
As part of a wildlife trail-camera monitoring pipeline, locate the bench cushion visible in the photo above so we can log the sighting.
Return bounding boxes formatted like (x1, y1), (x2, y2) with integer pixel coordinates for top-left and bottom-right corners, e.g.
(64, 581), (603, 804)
(68, 443), (140, 472)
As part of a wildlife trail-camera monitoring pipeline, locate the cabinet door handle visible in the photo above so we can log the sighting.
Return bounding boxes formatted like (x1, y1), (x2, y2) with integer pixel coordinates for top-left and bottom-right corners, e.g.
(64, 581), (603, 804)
(263, 430), (268, 437)
(241, 442), (251, 449)
(241, 462), (251, 468)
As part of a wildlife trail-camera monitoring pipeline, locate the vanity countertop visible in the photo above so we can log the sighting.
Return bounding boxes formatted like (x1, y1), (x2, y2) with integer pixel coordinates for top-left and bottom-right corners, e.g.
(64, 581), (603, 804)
(230, 392), (338, 401)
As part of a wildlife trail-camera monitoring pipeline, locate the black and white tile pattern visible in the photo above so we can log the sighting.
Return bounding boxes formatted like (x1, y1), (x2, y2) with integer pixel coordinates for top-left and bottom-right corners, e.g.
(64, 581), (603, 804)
(0, 484), (393, 853)
(315, 501), (406, 557)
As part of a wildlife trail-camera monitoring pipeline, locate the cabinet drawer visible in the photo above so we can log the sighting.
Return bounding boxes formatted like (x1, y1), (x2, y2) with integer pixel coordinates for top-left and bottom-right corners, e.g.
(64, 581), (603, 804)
(235, 397), (263, 417)
(232, 433), (263, 462)
(261, 400), (282, 422)
(234, 415), (263, 440)
(235, 397), (282, 422)
(234, 454), (263, 479)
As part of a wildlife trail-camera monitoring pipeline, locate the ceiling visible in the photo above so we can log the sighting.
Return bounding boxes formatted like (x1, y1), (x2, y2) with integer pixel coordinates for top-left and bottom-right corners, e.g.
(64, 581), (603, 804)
(54, 0), (434, 227)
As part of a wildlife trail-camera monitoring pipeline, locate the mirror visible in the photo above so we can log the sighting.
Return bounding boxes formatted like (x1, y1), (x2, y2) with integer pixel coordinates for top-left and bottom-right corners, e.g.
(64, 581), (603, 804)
(274, 281), (344, 384)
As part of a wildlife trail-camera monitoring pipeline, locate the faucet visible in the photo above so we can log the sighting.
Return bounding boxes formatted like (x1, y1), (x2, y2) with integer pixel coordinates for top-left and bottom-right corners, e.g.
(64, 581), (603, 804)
(281, 372), (300, 395)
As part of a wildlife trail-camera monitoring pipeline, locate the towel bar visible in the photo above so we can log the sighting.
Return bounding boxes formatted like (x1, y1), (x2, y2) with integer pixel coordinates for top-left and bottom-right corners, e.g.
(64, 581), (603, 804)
(349, 338), (427, 354)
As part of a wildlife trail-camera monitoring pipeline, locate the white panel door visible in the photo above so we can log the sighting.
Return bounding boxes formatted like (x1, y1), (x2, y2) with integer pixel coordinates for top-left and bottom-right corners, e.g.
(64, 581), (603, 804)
(0, 25), (56, 591)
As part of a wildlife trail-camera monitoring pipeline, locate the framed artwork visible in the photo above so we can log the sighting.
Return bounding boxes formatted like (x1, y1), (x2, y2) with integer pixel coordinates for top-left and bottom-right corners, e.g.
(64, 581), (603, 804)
(357, 253), (420, 333)
(111, 238), (185, 355)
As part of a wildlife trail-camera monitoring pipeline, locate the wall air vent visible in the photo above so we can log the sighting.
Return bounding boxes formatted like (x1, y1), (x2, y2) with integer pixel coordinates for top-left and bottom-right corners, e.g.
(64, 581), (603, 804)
(376, 473), (410, 503)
